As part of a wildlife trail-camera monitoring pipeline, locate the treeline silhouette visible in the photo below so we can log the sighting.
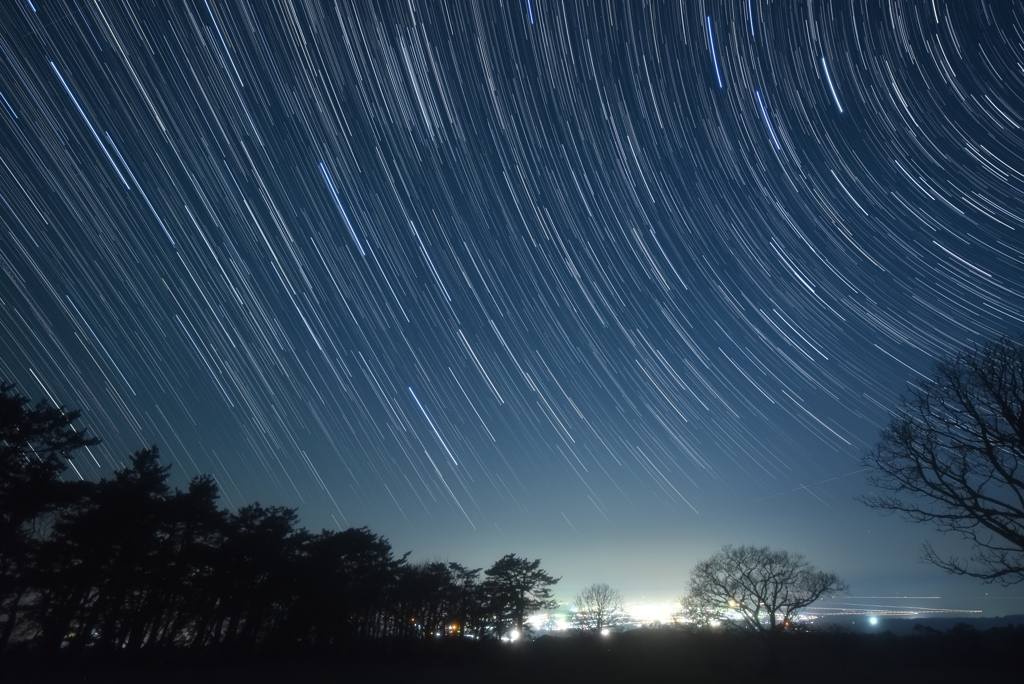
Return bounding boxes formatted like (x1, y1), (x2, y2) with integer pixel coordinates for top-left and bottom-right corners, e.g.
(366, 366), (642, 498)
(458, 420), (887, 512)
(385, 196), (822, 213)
(0, 383), (556, 661)
(4, 382), (1024, 682)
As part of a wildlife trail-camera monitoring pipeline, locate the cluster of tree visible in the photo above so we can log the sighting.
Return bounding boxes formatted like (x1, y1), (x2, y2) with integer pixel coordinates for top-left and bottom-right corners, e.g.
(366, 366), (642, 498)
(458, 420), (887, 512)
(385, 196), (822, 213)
(0, 382), (559, 657)
(4, 333), (1022, 664)
(677, 335), (1024, 627)
(670, 334), (1024, 671)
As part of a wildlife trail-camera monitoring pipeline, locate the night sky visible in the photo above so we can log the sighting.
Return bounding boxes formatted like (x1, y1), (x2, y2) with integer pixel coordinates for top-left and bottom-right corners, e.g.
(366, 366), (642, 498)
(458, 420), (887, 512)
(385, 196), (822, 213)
(2, 1), (1023, 619)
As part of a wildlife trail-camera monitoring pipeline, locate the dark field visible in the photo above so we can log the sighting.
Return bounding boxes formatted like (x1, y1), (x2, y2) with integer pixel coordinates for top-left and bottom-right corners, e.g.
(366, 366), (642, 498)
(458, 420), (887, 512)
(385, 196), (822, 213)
(0, 663), (1014, 684)
(3, 626), (1022, 684)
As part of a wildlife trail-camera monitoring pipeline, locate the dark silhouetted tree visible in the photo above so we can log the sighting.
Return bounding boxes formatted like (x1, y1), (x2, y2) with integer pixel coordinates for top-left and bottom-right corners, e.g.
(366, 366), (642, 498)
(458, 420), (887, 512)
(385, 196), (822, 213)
(683, 545), (846, 670)
(0, 382), (98, 652)
(203, 503), (303, 649)
(137, 473), (226, 649)
(31, 448), (232, 654)
(2, 383), (591, 657)
(395, 561), (451, 638)
(572, 582), (624, 632)
(284, 526), (403, 647)
(862, 335), (1024, 584)
(33, 447), (174, 654)
(684, 545), (846, 633)
(445, 562), (483, 637)
(482, 554), (559, 638)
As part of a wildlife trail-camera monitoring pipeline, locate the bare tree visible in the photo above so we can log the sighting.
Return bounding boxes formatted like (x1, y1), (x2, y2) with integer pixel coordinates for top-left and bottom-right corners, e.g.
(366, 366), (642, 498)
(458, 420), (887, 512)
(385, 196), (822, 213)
(683, 545), (846, 633)
(862, 335), (1024, 584)
(572, 583), (624, 632)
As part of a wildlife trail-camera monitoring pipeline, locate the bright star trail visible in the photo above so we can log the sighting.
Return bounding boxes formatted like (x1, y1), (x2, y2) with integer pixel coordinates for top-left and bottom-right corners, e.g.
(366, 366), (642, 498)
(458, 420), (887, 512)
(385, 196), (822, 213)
(1, 1), (1023, 614)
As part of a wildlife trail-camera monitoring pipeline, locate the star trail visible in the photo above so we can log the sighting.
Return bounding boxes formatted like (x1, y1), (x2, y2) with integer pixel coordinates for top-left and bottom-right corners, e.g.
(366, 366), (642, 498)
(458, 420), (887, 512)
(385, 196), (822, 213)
(2, 1), (1023, 612)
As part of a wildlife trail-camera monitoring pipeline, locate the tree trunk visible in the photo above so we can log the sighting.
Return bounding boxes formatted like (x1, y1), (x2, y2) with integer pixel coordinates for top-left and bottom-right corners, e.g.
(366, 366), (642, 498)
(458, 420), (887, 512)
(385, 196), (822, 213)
(764, 630), (782, 675)
(0, 589), (26, 653)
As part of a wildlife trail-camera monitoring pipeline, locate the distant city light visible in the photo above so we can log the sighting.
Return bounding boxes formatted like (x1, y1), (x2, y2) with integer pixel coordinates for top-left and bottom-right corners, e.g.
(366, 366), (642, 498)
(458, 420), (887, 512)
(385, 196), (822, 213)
(624, 600), (679, 624)
(869, 616), (879, 626)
